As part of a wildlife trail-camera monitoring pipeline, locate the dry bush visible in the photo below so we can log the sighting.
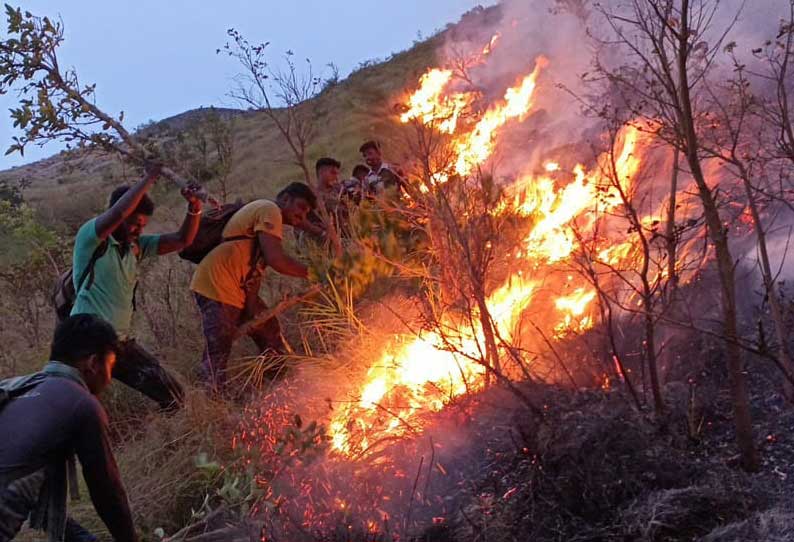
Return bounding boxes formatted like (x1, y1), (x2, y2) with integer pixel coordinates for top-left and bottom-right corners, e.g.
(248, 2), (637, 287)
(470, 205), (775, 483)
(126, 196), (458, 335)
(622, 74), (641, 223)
(453, 390), (698, 541)
(620, 486), (755, 541)
(118, 392), (238, 533)
(699, 508), (794, 542)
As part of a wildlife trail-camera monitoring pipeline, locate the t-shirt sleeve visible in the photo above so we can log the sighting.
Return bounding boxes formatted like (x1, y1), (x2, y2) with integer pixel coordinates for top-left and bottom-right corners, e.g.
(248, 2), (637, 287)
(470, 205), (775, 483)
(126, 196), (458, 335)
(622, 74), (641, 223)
(72, 219), (103, 286)
(74, 397), (138, 542)
(252, 203), (283, 239)
(138, 234), (161, 260)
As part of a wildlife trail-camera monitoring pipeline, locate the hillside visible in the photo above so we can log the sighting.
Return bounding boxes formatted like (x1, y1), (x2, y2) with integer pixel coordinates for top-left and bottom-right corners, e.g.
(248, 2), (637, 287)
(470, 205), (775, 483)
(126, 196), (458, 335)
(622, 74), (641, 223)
(0, 25), (448, 232)
(7, 2), (794, 541)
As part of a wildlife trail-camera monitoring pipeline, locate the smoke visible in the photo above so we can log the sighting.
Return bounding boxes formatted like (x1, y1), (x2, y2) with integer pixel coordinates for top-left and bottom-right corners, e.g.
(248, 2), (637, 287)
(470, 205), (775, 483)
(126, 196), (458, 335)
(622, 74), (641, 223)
(241, 2), (794, 538)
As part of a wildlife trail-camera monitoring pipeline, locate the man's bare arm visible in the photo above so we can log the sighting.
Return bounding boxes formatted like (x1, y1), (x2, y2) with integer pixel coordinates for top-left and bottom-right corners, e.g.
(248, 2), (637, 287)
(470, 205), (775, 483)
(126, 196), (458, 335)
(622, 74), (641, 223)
(157, 184), (204, 254)
(94, 163), (160, 241)
(257, 232), (308, 278)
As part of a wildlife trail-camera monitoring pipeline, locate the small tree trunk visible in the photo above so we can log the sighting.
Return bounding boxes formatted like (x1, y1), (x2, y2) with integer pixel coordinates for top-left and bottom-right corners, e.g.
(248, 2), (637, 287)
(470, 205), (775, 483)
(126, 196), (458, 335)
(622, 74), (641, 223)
(641, 278), (664, 415)
(677, 0), (758, 471)
(738, 165), (794, 399)
(474, 289), (501, 380)
(666, 148), (680, 292)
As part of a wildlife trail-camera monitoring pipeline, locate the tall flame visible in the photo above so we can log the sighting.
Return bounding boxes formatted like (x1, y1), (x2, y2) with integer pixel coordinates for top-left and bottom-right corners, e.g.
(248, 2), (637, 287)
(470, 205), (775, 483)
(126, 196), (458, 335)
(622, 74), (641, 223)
(399, 68), (472, 134)
(455, 57), (547, 176)
(329, 55), (657, 459)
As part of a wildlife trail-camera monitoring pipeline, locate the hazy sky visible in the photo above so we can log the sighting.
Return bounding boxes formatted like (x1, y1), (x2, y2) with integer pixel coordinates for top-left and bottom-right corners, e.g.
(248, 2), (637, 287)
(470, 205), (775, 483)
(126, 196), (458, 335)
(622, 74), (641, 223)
(0, 1), (494, 168)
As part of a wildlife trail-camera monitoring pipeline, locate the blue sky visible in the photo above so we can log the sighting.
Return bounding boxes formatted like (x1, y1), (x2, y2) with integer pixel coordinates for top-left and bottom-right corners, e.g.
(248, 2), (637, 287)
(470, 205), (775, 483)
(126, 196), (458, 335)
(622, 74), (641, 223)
(1, 1), (494, 168)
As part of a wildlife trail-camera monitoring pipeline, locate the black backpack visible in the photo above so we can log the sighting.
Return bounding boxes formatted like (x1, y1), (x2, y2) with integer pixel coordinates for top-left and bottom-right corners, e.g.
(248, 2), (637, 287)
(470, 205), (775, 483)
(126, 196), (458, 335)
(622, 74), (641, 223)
(178, 201), (248, 263)
(51, 241), (109, 323)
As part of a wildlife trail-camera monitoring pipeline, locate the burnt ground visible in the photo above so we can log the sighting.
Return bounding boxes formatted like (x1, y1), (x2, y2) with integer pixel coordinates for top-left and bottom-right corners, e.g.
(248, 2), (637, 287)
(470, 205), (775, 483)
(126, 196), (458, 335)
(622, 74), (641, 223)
(170, 323), (794, 542)
(420, 349), (794, 542)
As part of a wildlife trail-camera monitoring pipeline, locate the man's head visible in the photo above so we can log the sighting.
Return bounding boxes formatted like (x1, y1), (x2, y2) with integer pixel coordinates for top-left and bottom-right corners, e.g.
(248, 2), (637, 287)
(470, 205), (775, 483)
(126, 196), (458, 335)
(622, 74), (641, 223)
(50, 314), (120, 395)
(108, 186), (155, 244)
(359, 140), (383, 170)
(315, 157), (341, 189)
(276, 182), (318, 226)
(352, 164), (369, 182)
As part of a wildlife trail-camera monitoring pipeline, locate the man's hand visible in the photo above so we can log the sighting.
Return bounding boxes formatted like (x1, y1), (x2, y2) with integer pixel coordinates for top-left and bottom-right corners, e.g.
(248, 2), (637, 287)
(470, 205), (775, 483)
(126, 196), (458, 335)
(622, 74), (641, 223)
(157, 182), (205, 255)
(181, 182), (204, 212)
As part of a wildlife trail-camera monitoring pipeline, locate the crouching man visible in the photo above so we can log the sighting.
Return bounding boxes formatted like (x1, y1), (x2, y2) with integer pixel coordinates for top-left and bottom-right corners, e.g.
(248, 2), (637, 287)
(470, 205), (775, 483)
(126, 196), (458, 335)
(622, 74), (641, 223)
(0, 314), (137, 542)
(190, 182), (317, 394)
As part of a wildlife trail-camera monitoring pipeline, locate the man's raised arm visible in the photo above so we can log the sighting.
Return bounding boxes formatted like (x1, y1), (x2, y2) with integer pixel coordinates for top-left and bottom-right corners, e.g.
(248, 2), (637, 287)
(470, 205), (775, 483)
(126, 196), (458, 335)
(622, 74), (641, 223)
(94, 162), (160, 241)
(156, 183), (204, 255)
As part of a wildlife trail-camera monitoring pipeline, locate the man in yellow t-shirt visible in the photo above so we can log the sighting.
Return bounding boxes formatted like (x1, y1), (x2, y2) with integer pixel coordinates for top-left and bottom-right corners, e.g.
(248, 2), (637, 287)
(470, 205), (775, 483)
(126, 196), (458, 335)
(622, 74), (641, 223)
(190, 182), (317, 392)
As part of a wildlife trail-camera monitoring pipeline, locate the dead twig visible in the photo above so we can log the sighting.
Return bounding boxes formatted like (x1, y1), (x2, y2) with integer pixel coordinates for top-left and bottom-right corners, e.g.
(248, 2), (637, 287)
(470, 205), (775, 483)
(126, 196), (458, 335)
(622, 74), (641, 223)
(404, 455), (425, 535)
(235, 286), (322, 341)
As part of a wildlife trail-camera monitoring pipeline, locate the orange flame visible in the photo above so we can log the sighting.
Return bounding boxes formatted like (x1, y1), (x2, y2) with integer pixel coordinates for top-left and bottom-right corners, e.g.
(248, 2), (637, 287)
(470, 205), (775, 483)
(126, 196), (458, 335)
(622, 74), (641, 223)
(330, 58), (658, 459)
(329, 277), (536, 456)
(399, 68), (473, 134)
(455, 57), (547, 176)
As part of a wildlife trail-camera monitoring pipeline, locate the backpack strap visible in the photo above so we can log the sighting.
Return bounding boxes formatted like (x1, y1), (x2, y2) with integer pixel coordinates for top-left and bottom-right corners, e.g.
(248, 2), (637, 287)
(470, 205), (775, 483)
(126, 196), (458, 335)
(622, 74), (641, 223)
(75, 240), (110, 294)
(0, 373), (48, 411)
(220, 235), (262, 278)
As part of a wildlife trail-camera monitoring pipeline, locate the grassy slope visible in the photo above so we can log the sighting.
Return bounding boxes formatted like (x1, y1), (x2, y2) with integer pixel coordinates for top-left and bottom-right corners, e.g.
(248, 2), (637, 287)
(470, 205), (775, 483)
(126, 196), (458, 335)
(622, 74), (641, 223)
(1, 22), (449, 542)
(0, 34), (443, 234)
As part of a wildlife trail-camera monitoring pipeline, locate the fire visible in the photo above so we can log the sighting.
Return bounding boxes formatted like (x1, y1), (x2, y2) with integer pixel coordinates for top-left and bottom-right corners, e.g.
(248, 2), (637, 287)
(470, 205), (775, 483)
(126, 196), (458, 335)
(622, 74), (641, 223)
(455, 57), (547, 176)
(329, 277), (536, 456)
(482, 32), (501, 56)
(329, 53), (657, 459)
(399, 68), (473, 134)
(554, 288), (597, 336)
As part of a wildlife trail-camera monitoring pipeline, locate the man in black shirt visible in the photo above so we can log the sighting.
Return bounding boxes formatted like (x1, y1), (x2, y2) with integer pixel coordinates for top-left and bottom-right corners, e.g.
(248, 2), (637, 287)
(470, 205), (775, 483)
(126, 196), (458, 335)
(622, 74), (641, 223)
(0, 314), (137, 542)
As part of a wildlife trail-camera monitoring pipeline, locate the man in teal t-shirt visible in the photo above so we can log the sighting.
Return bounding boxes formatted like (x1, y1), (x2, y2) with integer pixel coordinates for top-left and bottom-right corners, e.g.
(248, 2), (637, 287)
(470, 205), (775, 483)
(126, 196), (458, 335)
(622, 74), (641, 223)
(70, 162), (203, 410)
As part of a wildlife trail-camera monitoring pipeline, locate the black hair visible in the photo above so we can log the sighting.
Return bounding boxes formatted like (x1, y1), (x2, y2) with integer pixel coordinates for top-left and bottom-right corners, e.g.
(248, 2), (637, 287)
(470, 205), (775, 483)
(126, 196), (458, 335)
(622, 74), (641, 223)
(315, 157), (341, 173)
(109, 186), (155, 216)
(359, 140), (381, 154)
(50, 314), (119, 366)
(277, 182), (318, 210)
(352, 164), (369, 178)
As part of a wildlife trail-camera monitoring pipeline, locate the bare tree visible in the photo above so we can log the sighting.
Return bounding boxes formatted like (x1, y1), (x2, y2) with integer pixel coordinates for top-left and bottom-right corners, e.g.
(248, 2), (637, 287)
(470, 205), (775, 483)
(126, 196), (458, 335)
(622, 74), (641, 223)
(699, 38), (794, 396)
(593, 0), (759, 471)
(0, 5), (206, 197)
(600, 124), (667, 415)
(221, 29), (340, 255)
(221, 30), (322, 183)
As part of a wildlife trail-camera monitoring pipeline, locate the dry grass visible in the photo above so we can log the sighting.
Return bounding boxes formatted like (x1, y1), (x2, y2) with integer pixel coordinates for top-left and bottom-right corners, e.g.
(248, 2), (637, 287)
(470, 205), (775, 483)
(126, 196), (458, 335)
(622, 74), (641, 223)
(0, 9), (512, 542)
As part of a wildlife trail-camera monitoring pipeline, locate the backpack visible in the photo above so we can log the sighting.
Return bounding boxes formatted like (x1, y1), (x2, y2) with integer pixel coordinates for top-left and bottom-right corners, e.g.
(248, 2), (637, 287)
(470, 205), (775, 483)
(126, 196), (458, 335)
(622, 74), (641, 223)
(178, 201), (248, 263)
(0, 372), (48, 411)
(51, 241), (109, 323)
(0, 362), (86, 409)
